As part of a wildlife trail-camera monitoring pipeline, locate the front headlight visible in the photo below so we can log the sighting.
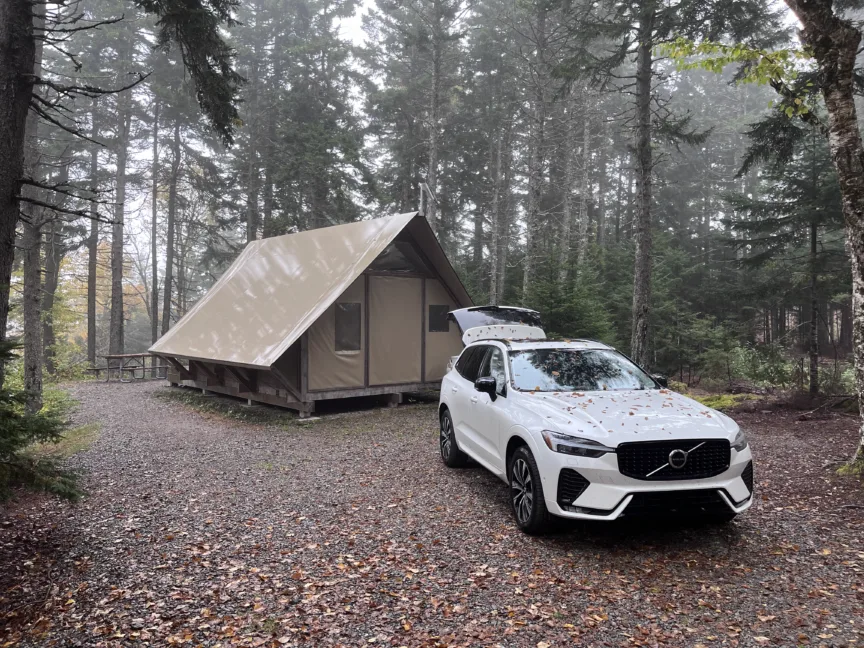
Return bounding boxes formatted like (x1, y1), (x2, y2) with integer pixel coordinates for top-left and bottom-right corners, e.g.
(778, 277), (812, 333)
(541, 430), (615, 458)
(731, 428), (748, 452)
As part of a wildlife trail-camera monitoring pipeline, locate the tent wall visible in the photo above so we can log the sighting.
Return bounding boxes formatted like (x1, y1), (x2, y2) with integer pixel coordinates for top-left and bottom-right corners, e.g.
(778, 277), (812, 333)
(424, 279), (463, 381)
(308, 276), (366, 391)
(368, 275), (423, 385)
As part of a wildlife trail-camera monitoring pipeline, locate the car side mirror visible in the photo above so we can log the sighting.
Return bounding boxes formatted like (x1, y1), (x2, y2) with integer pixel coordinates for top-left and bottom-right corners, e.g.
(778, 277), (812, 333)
(653, 374), (668, 388)
(474, 376), (498, 400)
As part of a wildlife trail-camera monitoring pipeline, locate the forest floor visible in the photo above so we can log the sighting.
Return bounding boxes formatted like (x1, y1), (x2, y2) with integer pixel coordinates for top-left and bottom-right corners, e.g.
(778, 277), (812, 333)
(1, 381), (862, 648)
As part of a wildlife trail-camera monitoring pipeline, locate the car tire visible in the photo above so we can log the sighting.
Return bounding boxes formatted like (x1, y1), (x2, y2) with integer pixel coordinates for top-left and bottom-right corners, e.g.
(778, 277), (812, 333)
(508, 445), (553, 535)
(439, 409), (469, 468)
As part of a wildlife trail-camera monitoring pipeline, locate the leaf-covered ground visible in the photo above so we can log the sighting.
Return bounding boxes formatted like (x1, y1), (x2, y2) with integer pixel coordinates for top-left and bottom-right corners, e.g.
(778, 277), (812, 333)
(1, 381), (862, 647)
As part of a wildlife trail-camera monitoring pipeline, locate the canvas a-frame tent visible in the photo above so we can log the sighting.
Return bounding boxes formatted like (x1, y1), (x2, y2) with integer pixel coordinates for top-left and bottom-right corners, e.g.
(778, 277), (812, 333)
(149, 212), (473, 416)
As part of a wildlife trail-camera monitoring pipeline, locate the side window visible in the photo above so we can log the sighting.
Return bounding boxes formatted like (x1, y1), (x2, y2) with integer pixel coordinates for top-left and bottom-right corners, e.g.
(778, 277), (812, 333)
(428, 305), (450, 332)
(454, 347), (475, 378)
(335, 303), (361, 352)
(479, 347), (507, 396)
(456, 346), (488, 382)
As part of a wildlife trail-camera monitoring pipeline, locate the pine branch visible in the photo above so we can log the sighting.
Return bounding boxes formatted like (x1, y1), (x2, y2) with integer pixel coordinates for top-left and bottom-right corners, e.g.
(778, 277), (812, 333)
(20, 177), (110, 202)
(28, 102), (102, 146)
(17, 196), (118, 225)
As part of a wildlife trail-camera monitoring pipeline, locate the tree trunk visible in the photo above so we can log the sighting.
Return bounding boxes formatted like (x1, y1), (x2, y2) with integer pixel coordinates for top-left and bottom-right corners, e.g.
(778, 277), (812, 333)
(42, 220), (61, 376)
(778, 303), (787, 340)
(21, 220), (42, 411)
(0, 0), (36, 372)
(840, 300), (852, 351)
(575, 105), (591, 270)
(521, 2), (547, 307)
(499, 125), (513, 301)
(161, 121), (180, 336)
(176, 219), (189, 316)
(809, 204), (819, 395)
(245, 58), (260, 243)
(426, 8), (443, 236)
(262, 33), (284, 239)
(473, 206), (483, 270)
(558, 98), (576, 287)
(492, 119), (514, 305)
(596, 120), (607, 248)
(109, 86), (131, 355)
(629, 5), (655, 368)
(614, 160), (623, 244)
(42, 153), (69, 377)
(21, 4), (45, 410)
(489, 126), (505, 305)
(87, 110), (99, 366)
(262, 110), (275, 238)
(784, 0), (864, 463)
(626, 170), (635, 240)
(150, 98), (160, 342)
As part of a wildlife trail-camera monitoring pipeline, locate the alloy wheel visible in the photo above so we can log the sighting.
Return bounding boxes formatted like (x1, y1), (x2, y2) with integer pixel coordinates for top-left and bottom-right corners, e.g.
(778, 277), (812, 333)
(440, 415), (453, 460)
(510, 458), (534, 525)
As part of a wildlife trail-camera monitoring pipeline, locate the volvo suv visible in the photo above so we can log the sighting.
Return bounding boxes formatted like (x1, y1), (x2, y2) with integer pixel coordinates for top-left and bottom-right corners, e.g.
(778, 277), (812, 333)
(438, 307), (754, 534)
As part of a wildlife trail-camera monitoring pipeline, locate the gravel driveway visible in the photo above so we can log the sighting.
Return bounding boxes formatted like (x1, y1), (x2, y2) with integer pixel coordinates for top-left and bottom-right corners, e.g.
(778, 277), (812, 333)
(2, 381), (862, 647)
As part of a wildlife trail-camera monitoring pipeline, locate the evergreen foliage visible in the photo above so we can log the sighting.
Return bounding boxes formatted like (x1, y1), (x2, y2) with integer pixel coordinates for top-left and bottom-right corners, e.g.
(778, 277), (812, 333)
(11, 0), (861, 408)
(0, 340), (77, 500)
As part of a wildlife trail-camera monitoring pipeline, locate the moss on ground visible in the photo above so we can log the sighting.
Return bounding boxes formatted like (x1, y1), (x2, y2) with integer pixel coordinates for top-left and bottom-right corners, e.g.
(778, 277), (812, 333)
(837, 449), (864, 477)
(154, 387), (297, 427)
(690, 393), (758, 411)
(30, 423), (101, 460)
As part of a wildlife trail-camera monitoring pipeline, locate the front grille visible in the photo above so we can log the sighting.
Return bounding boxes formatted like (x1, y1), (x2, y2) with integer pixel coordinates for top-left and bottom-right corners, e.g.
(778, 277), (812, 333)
(557, 469), (589, 507)
(616, 439), (730, 481)
(741, 461), (754, 494)
(623, 489), (730, 517)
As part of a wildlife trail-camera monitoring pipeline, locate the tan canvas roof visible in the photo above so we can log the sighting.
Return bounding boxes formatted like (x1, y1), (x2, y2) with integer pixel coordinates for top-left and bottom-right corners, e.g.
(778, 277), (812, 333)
(150, 212), (471, 368)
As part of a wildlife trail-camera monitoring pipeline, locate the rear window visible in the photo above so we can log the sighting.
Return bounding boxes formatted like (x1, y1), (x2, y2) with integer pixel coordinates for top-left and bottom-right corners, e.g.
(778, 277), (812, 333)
(455, 346), (487, 382)
(449, 307), (542, 333)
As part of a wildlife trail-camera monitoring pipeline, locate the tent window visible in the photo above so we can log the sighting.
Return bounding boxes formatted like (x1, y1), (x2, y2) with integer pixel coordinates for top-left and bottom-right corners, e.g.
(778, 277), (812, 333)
(335, 303), (362, 352)
(428, 305), (450, 332)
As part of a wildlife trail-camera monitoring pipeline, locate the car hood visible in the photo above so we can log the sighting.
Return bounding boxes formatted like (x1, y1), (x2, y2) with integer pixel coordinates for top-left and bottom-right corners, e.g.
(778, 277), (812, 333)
(517, 389), (735, 445)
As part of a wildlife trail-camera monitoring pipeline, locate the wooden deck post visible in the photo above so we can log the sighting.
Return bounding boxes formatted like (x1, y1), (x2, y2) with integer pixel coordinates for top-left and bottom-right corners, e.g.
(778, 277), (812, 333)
(386, 393), (403, 408)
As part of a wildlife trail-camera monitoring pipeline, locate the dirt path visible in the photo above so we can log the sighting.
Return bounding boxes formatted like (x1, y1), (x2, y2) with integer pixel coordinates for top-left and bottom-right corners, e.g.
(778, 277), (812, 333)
(1, 381), (862, 647)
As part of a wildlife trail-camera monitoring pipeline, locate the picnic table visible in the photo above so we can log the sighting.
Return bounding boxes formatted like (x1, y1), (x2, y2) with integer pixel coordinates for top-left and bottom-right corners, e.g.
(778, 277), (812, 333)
(97, 353), (167, 382)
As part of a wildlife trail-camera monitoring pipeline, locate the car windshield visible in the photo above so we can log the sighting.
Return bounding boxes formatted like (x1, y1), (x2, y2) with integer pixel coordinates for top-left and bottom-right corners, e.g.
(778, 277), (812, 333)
(509, 348), (656, 392)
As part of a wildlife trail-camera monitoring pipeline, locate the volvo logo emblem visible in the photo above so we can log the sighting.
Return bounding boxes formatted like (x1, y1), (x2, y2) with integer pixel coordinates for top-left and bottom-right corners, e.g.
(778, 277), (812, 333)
(668, 448), (688, 469)
(645, 442), (706, 477)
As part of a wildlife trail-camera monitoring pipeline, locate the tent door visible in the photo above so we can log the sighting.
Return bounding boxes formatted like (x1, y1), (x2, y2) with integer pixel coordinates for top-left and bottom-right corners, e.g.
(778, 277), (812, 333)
(368, 276), (422, 385)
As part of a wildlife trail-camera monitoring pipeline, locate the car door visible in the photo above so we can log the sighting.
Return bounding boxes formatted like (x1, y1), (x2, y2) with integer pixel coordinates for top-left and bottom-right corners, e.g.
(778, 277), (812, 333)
(467, 345), (510, 474)
(448, 345), (489, 458)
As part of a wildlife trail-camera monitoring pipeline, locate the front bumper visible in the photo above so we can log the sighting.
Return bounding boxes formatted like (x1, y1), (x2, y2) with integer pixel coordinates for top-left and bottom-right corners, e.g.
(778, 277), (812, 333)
(537, 444), (754, 521)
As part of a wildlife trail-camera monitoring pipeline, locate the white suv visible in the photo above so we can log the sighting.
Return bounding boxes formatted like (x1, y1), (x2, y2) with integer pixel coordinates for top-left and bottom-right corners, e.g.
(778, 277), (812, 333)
(438, 308), (753, 534)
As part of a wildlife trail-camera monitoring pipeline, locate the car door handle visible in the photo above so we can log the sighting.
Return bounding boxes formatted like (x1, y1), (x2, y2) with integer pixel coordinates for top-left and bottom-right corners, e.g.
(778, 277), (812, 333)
(451, 387), (458, 393)
(470, 396), (478, 404)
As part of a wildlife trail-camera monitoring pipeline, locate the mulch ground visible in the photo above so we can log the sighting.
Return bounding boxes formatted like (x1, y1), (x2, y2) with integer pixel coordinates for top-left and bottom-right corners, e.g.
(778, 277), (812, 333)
(1, 381), (862, 648)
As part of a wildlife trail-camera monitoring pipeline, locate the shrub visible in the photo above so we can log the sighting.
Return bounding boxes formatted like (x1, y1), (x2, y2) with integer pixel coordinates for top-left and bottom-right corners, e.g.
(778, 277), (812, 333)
(0, 340), (78, 500)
